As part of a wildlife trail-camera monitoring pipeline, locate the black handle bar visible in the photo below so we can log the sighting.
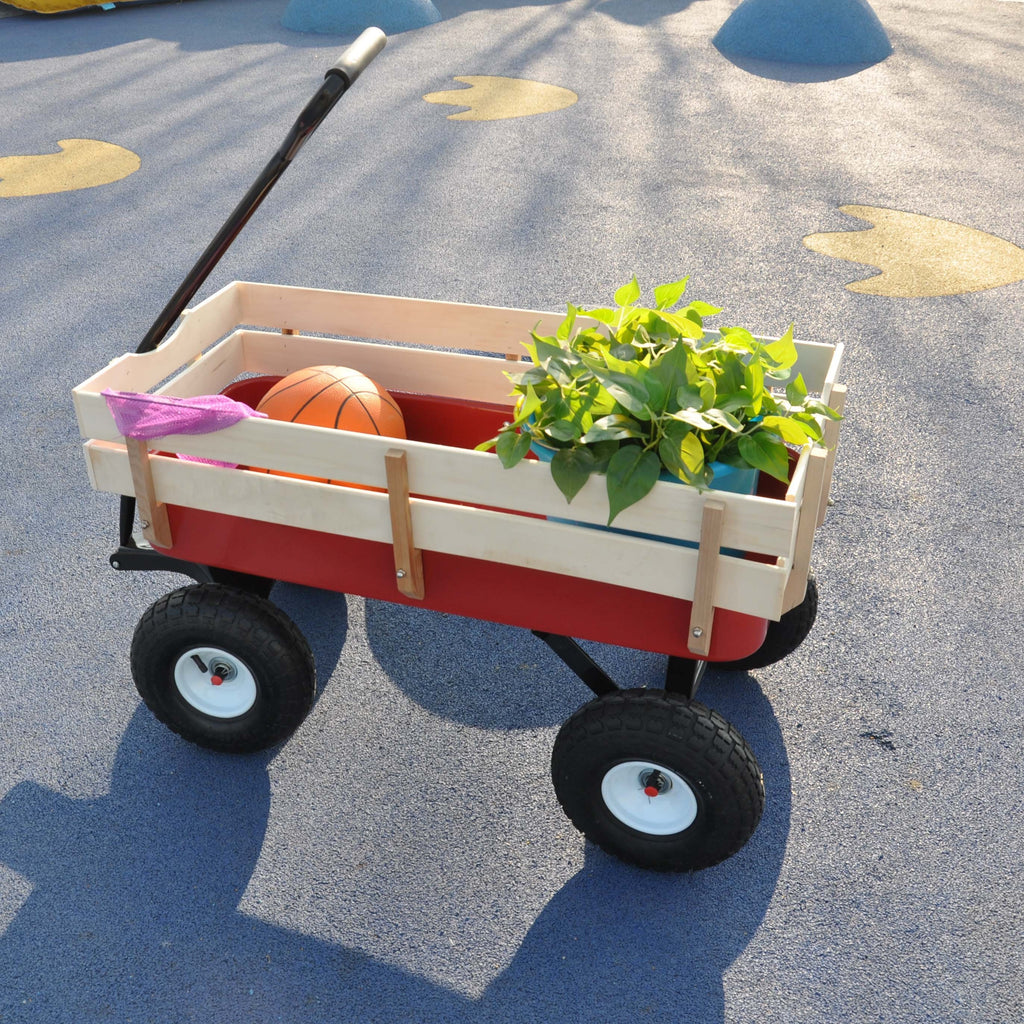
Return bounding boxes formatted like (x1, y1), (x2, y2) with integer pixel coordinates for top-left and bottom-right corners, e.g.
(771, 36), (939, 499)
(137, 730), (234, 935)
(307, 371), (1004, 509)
(135, 27), (386, 356)
(119, 29), (385, 550)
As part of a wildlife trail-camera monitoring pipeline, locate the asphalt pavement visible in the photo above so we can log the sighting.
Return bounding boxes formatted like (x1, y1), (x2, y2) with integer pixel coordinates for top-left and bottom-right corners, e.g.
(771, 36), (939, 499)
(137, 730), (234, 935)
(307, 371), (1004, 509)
(0, 1), (1022, 1022)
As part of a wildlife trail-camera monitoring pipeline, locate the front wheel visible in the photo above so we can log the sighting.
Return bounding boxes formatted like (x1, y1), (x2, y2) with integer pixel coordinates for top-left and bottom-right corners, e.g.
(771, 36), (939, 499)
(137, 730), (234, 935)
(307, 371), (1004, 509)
(131, 584), (316, 753)
(551, 689), (764, 871)
(718, 571), (819, 672)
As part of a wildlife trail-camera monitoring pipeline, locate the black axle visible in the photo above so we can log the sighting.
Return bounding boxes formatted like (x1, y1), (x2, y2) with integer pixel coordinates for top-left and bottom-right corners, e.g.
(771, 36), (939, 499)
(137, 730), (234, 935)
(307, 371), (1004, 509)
(531, 630), (706, 700)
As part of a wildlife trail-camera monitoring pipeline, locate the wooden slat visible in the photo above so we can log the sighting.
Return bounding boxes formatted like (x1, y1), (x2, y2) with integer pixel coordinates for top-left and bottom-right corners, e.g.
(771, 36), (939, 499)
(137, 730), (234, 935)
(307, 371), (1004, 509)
(782, 448), (828, 611)
(687, 500), (725, 657)
(71, 283), (242, 402)
(233, 282), (840, 391)
(235, 281), (570, 357)
(785, 445), (812, 504)
(153, 332), (247, 399)
(385, 449), (425, 600)
(238, 331), (516, 406)
(124, 438), (172, 549)
(172, 280), (246, 345)
(74, 392), (799, 556)
(821, 342), (846, 403)
(817, 383), (847, 527)
(73, 282), (838, 557)
(83, 442), (791, 619)
(75, 282), (843, 420)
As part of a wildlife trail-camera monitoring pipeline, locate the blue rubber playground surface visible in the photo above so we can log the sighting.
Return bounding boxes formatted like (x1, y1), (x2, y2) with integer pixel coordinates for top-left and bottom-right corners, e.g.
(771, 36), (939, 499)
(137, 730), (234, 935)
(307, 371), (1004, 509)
(1, 1), (1022, 1021)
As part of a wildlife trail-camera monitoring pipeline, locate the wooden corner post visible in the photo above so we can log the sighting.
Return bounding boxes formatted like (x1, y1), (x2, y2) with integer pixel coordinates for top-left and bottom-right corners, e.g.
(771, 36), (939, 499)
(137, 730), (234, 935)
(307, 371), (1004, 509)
(687, 499), (726, 658)
(784, 447), (829, 611)
(384, 449), (425, 600)
(817, 383), (847, 527)
(124, 438), (173, 549)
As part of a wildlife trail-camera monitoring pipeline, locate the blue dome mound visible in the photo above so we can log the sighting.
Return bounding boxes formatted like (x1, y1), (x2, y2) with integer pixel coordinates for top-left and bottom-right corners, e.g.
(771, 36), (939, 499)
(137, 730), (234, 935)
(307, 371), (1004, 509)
(282, 0), (441, 35)
(712, 0), (893, 66)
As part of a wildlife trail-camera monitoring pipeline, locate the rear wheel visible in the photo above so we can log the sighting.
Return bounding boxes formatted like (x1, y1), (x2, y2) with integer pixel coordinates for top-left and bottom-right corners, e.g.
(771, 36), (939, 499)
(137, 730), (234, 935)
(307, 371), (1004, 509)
(718, 571), (818, 672)
(551, 689), (764, 871)
(131, 583), (315, 753)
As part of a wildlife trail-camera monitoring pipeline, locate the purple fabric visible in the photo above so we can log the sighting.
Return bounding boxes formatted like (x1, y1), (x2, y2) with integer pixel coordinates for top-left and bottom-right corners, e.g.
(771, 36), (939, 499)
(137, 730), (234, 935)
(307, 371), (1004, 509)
(102, 389), (266, 468)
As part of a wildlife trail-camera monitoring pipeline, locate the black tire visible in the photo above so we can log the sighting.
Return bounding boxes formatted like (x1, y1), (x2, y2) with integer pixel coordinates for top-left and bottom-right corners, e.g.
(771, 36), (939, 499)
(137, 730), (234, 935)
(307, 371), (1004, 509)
(207, 567), (276, 600)
(551, 689), (764, 872)
(718, 571), (818, 672)
(130, 583), (315, 753)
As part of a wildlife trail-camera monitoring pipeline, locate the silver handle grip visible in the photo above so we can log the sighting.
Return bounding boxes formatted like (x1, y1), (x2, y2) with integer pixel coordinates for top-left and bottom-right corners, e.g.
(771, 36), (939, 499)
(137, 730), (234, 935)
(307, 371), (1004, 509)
(328, 27), (387, 86)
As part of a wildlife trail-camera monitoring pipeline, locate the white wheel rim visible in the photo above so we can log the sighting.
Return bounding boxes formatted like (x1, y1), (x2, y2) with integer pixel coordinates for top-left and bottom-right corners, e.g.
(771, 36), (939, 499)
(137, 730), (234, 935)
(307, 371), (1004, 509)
(601, 760), (699, 835)
(173, 646), (258, 719)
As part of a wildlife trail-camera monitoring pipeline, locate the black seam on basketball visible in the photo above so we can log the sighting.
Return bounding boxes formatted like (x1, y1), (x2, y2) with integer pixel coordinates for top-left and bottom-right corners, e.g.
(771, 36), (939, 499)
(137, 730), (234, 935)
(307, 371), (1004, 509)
(258, 371), (325, 408)
(262, 370), (400, 436)
(330, 390), (374, 431)
(366, 389), (403, 423)
(350, 392), (383, 434)
(287, 378), (354, 422)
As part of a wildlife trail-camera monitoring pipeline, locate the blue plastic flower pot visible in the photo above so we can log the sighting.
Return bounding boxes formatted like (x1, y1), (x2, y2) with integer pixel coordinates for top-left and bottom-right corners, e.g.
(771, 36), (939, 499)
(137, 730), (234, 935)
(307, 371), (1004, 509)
(530, 440), (759, 548)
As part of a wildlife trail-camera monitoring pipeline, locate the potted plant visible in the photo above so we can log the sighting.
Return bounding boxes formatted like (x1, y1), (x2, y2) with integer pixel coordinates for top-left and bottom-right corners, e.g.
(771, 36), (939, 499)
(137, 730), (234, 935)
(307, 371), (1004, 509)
(477, 276), (841, 524)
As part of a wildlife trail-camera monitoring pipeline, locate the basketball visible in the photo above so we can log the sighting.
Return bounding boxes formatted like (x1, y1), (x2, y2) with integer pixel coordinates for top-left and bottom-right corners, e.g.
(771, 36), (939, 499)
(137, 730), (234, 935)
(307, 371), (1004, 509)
(251, 365), (406, 484)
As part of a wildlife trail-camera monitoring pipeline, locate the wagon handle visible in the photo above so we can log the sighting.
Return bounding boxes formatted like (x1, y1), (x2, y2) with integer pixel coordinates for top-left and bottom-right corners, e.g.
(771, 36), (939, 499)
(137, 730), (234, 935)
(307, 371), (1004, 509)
(120, 29), (386, 549)
(134, 27), (387, 356)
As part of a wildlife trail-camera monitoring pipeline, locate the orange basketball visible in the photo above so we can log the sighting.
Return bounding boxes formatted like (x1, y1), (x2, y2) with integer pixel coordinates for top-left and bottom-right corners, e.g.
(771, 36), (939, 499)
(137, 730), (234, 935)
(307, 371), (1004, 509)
(251, 365), (405, 484)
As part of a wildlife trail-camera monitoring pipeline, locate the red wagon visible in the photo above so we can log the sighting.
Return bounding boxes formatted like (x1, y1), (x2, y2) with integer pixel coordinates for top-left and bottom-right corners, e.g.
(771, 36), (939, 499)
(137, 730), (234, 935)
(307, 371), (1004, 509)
(73, 31), (846, 871)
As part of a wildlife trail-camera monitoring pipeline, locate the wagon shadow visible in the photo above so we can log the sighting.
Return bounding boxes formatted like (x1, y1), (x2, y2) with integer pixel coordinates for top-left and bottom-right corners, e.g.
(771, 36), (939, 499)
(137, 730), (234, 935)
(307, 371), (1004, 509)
(478, 660), (793, 1024)
(0, 711), (447, 1022)
(367, 598), (793, 1019)
(0, 631), (789, 1023)
(270, 581), (350, 705)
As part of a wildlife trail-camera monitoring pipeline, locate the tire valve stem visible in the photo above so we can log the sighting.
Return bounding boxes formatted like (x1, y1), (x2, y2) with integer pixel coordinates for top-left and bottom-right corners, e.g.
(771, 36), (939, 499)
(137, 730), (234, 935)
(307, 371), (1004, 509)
(191, 654), (209, 673)
(643, 770), (667, 798)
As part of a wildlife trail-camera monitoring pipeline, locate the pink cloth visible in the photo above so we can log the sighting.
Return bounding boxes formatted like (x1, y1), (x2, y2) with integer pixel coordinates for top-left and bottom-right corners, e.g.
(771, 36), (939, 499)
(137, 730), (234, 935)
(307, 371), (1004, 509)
(102, 389), (266, 468)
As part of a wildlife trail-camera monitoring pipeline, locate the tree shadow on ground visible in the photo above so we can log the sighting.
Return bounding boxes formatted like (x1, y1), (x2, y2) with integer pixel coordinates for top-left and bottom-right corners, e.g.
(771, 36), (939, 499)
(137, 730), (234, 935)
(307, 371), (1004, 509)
(434, 0), (709, 23)
(0, 0), (320, 60)
(0, 0), (713, 63)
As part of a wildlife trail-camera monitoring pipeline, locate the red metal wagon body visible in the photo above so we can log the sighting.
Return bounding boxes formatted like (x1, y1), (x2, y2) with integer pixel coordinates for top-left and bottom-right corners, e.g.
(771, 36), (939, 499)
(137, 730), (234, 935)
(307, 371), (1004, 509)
(74, 282), (844, 667)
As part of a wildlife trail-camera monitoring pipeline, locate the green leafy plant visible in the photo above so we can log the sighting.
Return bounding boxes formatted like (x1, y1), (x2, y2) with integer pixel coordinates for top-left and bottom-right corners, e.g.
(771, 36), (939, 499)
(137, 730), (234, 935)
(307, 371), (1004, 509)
(477, 276), (842, 523)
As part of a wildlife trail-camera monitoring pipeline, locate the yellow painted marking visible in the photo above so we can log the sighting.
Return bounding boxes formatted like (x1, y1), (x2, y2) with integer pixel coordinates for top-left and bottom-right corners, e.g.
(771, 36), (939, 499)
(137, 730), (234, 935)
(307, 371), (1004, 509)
(0, 0), (107, 11)
(0, 139), (140, 197)
(804, 205), (1024, 297)
(423, 76), (578, 121)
